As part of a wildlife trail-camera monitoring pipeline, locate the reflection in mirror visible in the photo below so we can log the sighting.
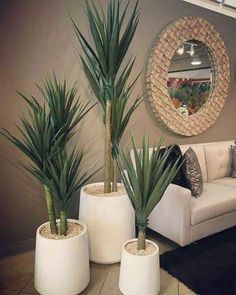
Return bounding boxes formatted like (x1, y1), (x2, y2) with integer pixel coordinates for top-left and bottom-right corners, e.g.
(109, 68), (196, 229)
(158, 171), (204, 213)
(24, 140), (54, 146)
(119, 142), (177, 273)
(168, 40), (213, 115)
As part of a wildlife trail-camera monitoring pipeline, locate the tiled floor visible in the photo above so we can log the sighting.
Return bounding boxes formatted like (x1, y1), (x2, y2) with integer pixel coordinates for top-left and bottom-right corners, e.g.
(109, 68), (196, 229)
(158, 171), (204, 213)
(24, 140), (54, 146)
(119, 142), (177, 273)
(0, 232), (195, 295)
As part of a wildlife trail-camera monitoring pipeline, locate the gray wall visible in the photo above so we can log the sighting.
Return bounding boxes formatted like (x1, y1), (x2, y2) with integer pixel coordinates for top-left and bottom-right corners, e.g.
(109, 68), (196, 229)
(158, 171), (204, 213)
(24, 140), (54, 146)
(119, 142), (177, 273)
(1, 0), (236, 249)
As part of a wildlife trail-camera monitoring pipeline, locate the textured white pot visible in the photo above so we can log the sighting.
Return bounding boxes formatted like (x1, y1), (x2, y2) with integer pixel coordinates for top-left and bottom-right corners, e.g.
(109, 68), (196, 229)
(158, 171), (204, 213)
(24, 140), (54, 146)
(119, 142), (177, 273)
(119, 239), (160, 295)
(34, 219), (90, 295)
(80, 182), (135, 264)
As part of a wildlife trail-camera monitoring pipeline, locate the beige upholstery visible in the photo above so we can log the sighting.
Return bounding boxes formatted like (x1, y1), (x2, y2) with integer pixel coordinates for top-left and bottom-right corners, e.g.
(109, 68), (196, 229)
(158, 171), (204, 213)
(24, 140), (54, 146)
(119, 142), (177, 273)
(191, 211), (236, 243)
(204, 142), (232, 182)
(211, 177), (236, 187)
(191, 183), (236, 225)
(148, 184), (192, 246)
(130, 140), (236, 246)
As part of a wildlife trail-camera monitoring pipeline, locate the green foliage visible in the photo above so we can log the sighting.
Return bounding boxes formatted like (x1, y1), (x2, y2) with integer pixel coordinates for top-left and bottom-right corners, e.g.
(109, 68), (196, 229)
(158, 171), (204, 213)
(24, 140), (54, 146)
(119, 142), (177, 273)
(45, 148), (99, 213)
(1, 98), (62, 184)
(71, 0), (139, 105)
(1, 75), (96, 235)
(169, 82), (211, 112)
(111, 72), (143, 156)
(117, 135), (183, 232)
(72, 0), (142, 191)
(1, 76), (93, 185)
(37, 75), (95, 144)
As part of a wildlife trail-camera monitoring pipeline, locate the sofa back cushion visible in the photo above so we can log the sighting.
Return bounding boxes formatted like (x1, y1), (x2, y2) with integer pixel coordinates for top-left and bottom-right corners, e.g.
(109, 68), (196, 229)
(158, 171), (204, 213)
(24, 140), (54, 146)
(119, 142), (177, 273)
(204, 142), (233, 182)
(130, 141), (233, 184)
(180, 144), (207, 182)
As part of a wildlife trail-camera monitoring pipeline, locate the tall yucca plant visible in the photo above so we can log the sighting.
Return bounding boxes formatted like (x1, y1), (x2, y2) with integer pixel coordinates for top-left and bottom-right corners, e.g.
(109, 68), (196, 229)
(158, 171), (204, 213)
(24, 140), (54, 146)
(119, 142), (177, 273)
(71, 0), (141, 193)
(1, 75), (94, 234)
(111, 66), (142, 191)
(117, 135), (183, 250)
(45, 149), (99, 236)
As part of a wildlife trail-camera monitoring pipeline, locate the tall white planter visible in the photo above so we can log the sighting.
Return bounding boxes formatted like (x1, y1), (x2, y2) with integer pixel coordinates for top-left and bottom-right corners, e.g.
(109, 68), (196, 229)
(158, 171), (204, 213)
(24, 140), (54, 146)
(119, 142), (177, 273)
(119, 239), (160, 295)
(80, 182), (135, 264)
(34, 219), (90, 295)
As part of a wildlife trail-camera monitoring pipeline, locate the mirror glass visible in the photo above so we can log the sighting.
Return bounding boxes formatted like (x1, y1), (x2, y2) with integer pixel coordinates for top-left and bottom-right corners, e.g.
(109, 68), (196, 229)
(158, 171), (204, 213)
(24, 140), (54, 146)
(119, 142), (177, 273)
(167, 39), (213, 115)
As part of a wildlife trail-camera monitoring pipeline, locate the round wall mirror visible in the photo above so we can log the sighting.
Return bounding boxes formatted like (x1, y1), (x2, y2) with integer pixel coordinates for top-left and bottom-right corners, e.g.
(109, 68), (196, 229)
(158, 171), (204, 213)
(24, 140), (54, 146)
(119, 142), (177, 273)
(146, 17), (230, 136)
(168, 40), (213, 116)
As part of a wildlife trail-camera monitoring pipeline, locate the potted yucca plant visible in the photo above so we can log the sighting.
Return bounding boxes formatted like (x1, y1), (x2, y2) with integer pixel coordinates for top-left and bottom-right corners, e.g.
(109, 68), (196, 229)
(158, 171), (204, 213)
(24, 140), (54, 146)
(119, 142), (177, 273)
(35, 148), (98, 295)
(1, 75), (97, 295)
(117, 135), (183, 295)
(71, 0), (142, 264)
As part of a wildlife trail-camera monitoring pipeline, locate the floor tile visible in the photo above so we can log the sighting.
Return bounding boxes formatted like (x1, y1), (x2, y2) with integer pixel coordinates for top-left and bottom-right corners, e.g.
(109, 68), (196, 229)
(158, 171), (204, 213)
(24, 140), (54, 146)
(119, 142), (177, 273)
(23, 278), (40, 294)
(81, 263), (110, 295)
(179, 282), (196, 295)
(100, 263), (121, 295)
(0, 251), (34, 292)
(0, 290), (19, 295)
(159, 269), (179, 295)
(147, 231), (178, 255)
(0, 233), (195, 295)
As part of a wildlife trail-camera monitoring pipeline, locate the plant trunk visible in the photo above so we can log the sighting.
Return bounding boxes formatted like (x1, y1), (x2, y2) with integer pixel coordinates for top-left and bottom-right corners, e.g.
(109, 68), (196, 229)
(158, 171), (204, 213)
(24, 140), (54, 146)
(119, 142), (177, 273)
(60, 209), (68, 236)
(104, 100), (112, 193)
(137, 229), (146, 250)
(44, 185), (57, 235)
(112, 158), (118, 192)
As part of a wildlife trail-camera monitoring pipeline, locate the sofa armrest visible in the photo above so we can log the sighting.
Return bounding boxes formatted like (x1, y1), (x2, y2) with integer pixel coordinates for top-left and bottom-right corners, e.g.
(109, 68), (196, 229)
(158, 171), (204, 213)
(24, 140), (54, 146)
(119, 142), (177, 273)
(148, 183), (192, 246)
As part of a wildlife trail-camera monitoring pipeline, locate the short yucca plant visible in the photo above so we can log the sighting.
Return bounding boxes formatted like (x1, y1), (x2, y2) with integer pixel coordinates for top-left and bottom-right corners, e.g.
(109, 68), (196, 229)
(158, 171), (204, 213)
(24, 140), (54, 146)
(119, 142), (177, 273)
(117, 135), (183, 250)
(72, 0), (142, 193)
(45, 148), (99, 236)
(1, 75), (94, 235)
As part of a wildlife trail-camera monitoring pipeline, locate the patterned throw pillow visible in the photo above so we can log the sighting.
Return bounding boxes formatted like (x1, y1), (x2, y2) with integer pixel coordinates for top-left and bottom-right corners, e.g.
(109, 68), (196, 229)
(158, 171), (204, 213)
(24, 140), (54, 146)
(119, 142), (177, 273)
(231, 145), (236, 178)
(183, 147), (203, 198)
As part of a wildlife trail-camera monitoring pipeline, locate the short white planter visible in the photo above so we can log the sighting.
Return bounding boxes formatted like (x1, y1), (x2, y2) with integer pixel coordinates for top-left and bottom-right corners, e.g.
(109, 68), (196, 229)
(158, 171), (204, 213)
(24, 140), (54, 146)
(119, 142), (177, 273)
(79, 182), (135, 264)
(34, 219), (90, 295)
(119, 239), (160, 295)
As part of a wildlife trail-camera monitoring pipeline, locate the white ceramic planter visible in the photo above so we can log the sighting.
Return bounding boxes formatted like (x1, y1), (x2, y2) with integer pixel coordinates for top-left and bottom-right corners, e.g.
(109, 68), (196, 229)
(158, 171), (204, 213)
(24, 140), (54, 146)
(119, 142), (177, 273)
(34, 219), (90, 295)
(119, 239), (160, 295)
(79, 182), (135, 264)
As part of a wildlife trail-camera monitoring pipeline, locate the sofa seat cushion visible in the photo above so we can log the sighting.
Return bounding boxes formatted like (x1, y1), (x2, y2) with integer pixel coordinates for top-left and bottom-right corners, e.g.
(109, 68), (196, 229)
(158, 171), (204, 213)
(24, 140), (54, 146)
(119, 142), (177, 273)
(212, 177), (236, 187)
(191, 183), (236, 226)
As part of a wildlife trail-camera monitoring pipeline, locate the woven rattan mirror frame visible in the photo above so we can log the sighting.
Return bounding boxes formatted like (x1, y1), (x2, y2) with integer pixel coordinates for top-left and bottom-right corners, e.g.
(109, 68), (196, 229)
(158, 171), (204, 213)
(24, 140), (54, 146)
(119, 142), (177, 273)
(146, 16), (230, 136)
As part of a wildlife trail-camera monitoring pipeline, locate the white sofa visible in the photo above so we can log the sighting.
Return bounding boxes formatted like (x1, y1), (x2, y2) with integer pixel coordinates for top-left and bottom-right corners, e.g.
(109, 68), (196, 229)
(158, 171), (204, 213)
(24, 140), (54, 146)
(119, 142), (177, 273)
(133, 140), (236, 246)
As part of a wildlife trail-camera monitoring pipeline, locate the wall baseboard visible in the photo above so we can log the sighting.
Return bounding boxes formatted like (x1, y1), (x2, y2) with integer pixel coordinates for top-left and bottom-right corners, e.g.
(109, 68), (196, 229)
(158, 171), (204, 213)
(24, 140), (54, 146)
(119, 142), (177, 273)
(0, 238), (35, 259)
